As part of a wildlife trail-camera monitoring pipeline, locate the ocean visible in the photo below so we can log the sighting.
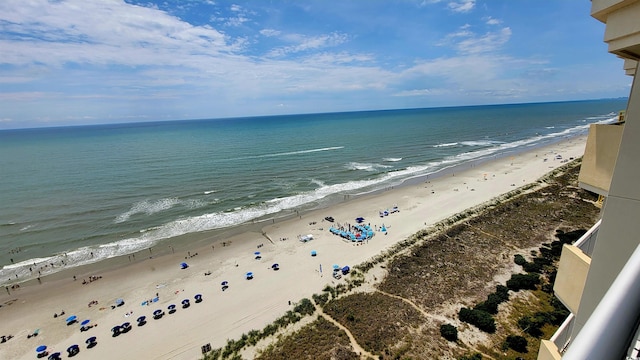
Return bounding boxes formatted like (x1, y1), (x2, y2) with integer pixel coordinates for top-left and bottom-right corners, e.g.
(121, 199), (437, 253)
(0, 99), (626, 285)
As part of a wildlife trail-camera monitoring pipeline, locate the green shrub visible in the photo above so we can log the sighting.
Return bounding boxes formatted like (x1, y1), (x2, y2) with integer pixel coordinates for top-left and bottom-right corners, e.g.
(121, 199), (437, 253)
(459, 353), (482, 360)
(514, 254), (527, 266)
(458, 307), (496, 333)
(505, 335), (528, 353)
(507, 273), (540, 291)
(440, 324), (458, 342)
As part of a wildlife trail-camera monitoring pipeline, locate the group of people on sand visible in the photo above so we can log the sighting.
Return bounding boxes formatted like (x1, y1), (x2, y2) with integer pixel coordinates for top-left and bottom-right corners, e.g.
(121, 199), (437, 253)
(81, 275), (102, 284)
(1, 334), (14, 343)
(52, 309), (66, 318)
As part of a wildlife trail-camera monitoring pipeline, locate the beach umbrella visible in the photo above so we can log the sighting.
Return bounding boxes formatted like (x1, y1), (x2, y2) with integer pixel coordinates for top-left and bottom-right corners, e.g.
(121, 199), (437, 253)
(115, 298), (124, 306)
(195, 294), (203, 303)
(136, 316), (146, 326)
(48, 352), (61, 360)
(311, 250), (317, 256)
(168, 304), (176, 313)
(271, 263), (279, 270)
(221, 280), (228, 286)
(182, 299), (191, 308)
(66, 315), (77, 322)
(254, 251), (260, 255)
(332, 264), (340, 270)
(36, 345), (47, 353)
(180, 262), (189, 269)
(356, 217), (365, 223)
(66, 344), (79, 357)
(245, 272), (254, 279)
(80, 319), (90, 326)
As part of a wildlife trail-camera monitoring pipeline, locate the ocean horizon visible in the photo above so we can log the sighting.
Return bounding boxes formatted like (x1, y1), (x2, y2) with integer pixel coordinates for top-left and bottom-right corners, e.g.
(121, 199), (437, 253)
(0, 99), (627, 285)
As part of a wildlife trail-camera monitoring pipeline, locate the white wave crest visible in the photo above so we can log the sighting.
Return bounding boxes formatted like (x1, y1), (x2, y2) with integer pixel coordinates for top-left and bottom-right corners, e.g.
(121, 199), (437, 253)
(433, 142), (458, 148)
(459, 140), (503, 147)
(383, 157), (402, 162)
(115, 198), (181, 223)
(346, 162), (392, 171)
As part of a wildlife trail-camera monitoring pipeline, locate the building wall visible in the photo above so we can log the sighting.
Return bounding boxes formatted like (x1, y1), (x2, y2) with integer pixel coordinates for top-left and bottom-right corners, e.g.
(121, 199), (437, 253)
(573, 64), (640, 336)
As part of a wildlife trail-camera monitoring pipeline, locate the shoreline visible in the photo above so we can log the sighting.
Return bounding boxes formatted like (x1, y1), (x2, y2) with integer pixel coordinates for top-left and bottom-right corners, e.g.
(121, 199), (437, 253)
(0, 135), (587, 360)
(0, 135), (582, 288)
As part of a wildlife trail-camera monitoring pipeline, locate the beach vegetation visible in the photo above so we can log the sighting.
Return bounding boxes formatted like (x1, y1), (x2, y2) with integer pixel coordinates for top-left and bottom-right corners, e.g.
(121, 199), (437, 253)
(440, 324), (458, 342)
(504, 335), (528, 353)
(506, 273), (541, 291)
(312, 292), (330, 307)
(458, 307), (496, 333)
(459, 354), (482, 360)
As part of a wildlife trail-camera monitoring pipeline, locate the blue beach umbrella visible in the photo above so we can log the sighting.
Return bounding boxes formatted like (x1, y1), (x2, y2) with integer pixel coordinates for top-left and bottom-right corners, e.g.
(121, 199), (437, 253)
(245, 272), (254, 279)
(80, 319), (90, 326)
(180, 262), (188, 269)
(254, 251), (260, 255)
(221, 281), (228, 286)
(332, 264), (340, 270)
(48, 352), (61, 360)
(66, 315), (77, 324)
(310, 250), (317, 256)
(271, 263), (279, 270)
(36, 345), (47, 353)
(195, 294), (203, 303)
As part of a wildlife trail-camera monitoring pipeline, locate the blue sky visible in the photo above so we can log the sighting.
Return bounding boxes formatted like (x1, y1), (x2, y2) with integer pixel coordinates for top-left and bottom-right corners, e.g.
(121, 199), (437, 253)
(0, 0), (631, 129)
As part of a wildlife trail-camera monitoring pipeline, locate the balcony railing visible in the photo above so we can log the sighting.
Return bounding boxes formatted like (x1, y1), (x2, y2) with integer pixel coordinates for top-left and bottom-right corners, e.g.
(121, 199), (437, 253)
(574, 219), (601, 257)
(551, 313), (576, 354)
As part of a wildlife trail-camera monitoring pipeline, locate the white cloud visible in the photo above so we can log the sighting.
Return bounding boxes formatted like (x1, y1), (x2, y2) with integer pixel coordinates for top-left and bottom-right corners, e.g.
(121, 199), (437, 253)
(440, 26), (512, 54)
(260, 29), (281, 37)
(485, 17), (502, 25)
(267, 32), (349, 57)
(448, 0), (475, 13)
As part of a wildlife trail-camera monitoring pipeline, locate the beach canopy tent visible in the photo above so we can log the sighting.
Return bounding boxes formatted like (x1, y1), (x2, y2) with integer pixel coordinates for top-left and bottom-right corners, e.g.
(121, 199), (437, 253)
(299, 234), (313, 242)
(180, 262), (189, 269)
(342, 266), (350, 275)
(66, 344), (80, 357)
(136, 316), (146, 326)
(85, 336), (97, 348)
(120, 322), (131, 333)
(310, 250), (317, 256)
(195, 294), (203, 303)
(153, 309), (164, 319)
(47, 352), (61, 360)
(245, 272), (254, 279)
(111, 326), (121, 337)
(272, 263), (279, 270)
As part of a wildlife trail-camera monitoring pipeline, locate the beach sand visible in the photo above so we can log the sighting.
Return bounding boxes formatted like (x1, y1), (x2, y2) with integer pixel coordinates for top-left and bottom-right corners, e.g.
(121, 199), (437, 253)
(0, 137), (586, 360)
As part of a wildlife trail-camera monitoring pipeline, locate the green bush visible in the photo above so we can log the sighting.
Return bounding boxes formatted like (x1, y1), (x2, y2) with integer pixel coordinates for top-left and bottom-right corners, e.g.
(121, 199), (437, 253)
(440, 324), (458, 342)
(506, 273), (540, 291)
(459, 307), (496, 333)
(514, 254), (527, 266)
(505, 335), (528, 353)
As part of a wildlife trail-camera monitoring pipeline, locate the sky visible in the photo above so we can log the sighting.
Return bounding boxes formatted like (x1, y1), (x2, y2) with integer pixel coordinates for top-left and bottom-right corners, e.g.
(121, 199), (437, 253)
(0, 0), (632, 129)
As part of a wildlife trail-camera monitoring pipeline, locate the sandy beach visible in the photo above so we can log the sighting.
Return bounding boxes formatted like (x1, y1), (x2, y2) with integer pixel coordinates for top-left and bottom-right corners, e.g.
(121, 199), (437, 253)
(0, 136), (587, 360)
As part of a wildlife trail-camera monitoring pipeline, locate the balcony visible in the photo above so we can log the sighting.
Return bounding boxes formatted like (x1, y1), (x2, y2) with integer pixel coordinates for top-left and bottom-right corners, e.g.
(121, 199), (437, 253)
(592, 0), (640, 60)
(578, 123), (624, 196)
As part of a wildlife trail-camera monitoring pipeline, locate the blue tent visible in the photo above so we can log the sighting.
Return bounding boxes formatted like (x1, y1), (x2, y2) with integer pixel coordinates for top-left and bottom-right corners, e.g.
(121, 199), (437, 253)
(180, 262), (189, 269)
(310, 250), (317, 256)
(342, 266), (350, 275)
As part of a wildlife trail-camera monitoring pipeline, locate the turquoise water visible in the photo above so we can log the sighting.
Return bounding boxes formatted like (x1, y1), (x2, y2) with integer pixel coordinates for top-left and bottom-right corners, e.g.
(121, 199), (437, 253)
(0, 99), (626, 283)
